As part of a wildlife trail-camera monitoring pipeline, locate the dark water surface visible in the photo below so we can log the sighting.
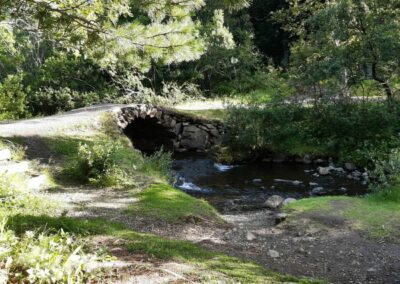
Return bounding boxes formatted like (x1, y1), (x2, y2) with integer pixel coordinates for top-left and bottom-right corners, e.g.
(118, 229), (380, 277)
(172, 153), (368, 211)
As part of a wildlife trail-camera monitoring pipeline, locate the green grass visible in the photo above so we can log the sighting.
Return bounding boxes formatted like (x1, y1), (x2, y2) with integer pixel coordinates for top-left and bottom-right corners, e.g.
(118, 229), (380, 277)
(285, 192), (400, 240)
(6, 214), (319, 284)
(176, 109), (227, 121)
(127, 183), (222, 224)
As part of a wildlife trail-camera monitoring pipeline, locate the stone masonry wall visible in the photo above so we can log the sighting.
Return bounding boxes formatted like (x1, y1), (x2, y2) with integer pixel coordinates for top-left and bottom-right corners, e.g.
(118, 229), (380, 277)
(114, 104), (224, 152)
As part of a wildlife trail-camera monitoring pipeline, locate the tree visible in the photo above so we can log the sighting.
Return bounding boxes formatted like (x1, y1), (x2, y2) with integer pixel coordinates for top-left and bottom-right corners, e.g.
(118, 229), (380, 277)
(0, 0), (209, 71)
(284, 0), (400, 100)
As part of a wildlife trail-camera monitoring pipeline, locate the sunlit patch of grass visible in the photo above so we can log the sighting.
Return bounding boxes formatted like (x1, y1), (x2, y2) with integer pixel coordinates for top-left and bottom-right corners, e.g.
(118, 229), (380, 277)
(176, 109), (227, 121)
(285, 194), (400, 241)
(126, 184), (222, 224)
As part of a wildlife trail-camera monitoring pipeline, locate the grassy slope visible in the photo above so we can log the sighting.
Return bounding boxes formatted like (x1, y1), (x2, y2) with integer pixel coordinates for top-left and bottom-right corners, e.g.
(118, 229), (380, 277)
(285, 191), (400, 240)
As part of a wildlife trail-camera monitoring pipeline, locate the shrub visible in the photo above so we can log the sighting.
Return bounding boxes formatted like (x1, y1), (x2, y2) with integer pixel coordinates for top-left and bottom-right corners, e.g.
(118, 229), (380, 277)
(0, 74), (27, 120)
(71, 139), (126, 187)
(59, 136), (172, 187)
(0, 219), (102, 283)
(224, 101), (400, 167)
(28, 87), (111, 115)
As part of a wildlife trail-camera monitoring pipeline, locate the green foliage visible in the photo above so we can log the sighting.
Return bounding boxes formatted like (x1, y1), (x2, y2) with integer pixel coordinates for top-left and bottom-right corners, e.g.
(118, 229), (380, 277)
(0, 162), (104, 283)
(0, 221), (101, 284)
(0, 74), (27, 120)
(24, 54), (117, 115)
(51, 136), (172, 187)
(284, 0), (400, 99)
(225, 101), (400, 167)
(150, 3), (264, 97)
(372, 149), (400, 186)
(77, 139), (125, 186)
(140, 149), (172, 179)
(29, 87), (104, 115)
(63, 138), (134, 187)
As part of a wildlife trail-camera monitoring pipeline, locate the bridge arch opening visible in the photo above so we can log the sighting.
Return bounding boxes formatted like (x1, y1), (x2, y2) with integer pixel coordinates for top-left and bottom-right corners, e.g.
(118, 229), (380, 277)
(123, 117), (176, 154)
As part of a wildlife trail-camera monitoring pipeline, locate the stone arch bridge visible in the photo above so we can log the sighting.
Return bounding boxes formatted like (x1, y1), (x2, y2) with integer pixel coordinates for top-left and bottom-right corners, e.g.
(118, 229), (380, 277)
(114, 105), (224, 153)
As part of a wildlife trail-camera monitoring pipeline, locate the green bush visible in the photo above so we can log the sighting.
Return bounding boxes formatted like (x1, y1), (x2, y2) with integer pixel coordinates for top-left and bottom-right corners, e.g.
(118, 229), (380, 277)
(61, 137), (172, 187)
(28, 87), (112, 115)
(0, 74), (27, 120)
(0, 221), (102, 284)
(224, 101), (400, 167)
(68, 139), (127, 187)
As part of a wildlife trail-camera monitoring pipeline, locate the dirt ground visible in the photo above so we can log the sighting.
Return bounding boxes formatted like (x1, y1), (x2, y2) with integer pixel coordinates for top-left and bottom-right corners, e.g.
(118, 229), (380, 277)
(44, 186), (400, 284)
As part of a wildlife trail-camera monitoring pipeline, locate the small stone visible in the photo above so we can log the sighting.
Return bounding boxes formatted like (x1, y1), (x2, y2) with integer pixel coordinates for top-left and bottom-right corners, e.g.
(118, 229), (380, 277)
(303, 154), (312, 164)
(309, 182), (319, 187)
(0, 149), (11, 161)
(252, 178), (262, 183)
(318, 167), (331, 175)
(334, 167), (345, 173)
(292, 180), (303, 186)
(311, 187), (326, 196)
(282, 198), (297, 206)
(314, 158), (325, 164)
(337, 187), (347, 194)
(264, 195), (284, 209)
(345, 162), (356, 171)
(246, 231), (256, 241)
(275, 213), (288, 224)
(274, 179), (303, 186)
(268, 249), (280, 258)
(352, 170), (362, 177)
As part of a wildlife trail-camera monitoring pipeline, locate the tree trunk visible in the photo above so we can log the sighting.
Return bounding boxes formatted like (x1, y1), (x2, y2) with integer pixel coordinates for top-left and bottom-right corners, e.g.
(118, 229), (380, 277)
(371, 63), (393, 102)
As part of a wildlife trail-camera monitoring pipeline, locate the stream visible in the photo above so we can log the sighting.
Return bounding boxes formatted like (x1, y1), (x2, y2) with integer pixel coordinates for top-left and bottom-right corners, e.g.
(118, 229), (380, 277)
(172, 153), (368, 212)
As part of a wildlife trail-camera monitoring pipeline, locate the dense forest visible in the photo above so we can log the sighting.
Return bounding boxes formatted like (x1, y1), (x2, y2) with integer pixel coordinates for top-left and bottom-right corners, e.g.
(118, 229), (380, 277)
(0, 0), (399, 283)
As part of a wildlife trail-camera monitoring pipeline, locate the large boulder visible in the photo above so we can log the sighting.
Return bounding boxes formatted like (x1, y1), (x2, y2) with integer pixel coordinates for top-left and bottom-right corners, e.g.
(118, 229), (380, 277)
(180, 125), (208, 150)
(264, 195), (284, 209)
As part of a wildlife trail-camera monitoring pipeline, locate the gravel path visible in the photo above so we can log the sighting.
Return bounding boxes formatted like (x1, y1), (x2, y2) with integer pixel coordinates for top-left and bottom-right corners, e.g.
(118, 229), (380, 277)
(0, 104), (125, 137)
(0, 101), (227, 137)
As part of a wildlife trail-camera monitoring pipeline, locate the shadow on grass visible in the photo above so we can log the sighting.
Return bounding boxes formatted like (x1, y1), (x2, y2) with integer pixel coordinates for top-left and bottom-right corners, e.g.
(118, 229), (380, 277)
(6, 214), (320, 284)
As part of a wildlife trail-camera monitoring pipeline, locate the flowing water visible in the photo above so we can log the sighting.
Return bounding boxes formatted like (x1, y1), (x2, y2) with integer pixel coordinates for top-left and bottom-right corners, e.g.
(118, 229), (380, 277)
(172, 153), (368, 212)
